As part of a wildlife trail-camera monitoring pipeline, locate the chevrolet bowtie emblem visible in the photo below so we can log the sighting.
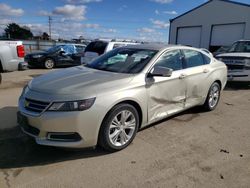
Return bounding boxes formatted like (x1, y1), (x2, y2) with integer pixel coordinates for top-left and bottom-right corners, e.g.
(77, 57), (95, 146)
(25, 101), (30, 107)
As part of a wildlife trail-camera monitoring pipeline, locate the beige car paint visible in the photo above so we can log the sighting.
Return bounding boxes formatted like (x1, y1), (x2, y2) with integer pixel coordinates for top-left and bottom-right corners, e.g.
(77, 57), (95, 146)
(18, 45), (227, 148)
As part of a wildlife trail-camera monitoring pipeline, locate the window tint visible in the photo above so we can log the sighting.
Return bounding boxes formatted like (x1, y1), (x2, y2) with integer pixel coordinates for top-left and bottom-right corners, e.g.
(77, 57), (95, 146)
(183, 49), (204, 68)
(154, 50), (183, 71)
(85, 41), (108, 55)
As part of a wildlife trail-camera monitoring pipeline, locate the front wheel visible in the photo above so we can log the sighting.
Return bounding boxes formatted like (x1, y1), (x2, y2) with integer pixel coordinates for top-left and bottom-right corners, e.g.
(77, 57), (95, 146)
(203, 82), (221, 111)
(44, 59), (55, 69)
(98, 104), (139, 152)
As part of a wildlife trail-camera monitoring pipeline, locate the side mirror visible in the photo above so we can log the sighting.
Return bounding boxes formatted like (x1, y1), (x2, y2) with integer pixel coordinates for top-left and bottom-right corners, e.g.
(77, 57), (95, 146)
(59, 51), (66, 56)
(149, 66), (173, 77)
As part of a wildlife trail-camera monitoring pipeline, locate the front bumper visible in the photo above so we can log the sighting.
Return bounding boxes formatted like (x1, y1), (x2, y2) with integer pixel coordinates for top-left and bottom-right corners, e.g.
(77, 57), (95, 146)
(25, 57), (45, 68)
(18, 97), (104, 148)
(227, 70), (250, 82)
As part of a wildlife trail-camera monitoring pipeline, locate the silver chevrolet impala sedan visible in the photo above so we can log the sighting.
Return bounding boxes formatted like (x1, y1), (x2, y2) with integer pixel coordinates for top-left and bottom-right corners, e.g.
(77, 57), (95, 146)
(18, 44), (227, 151)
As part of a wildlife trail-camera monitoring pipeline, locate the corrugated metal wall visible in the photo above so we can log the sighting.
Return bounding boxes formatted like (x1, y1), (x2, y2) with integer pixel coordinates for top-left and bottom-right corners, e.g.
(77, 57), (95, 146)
(23, 40), (72, 53)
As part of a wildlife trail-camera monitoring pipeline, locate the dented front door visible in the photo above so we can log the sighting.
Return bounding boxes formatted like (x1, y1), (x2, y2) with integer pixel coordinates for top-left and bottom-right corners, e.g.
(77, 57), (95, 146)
(146, 50), (187, 124)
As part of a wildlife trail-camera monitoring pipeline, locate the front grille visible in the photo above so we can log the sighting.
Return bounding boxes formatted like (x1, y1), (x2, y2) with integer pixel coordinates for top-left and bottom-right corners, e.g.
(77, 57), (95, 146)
(221, 56), (246, 61)
(25, 98), (50, 113)
(227, 64), (245, 70)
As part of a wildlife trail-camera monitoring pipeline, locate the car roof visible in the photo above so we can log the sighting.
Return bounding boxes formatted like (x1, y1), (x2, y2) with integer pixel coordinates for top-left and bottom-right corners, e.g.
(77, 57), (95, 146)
(125, 43), (179, 51)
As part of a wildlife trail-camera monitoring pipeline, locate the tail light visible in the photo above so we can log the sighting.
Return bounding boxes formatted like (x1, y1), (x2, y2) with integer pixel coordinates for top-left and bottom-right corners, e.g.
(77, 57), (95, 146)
(17, 45), (25, 58)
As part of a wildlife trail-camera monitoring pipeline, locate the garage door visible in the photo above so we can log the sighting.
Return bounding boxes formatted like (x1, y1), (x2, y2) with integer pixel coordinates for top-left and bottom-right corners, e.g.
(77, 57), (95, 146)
(210, 23), (245, 46)
(177, 26), (202, 48)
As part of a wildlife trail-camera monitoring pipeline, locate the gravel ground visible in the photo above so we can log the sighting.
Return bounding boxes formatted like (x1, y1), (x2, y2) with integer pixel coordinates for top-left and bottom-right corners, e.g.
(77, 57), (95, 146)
(0, 69), (250, 188)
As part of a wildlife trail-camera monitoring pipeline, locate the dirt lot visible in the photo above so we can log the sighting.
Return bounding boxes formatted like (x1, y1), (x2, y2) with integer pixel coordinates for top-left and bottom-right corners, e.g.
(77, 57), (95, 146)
(0, 70), (250, 188)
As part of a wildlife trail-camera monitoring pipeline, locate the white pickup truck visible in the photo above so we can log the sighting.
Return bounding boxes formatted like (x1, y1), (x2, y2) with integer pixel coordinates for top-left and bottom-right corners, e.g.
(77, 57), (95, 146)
(0, 40), (26, 72)
(216, 40), (250, 82)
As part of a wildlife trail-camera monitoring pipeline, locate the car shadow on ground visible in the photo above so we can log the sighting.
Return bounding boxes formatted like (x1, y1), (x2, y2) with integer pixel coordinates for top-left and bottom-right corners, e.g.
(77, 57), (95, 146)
(0, 107), (110, 169)
(0, 105), (208, 169)
(0, 107), (19, 130)
(225, 81), (250, 90)
(0, 127), (110, 169)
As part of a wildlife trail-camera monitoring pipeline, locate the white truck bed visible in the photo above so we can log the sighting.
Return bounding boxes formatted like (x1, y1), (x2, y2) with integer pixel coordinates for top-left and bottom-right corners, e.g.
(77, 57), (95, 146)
(0, 40), (25, 72)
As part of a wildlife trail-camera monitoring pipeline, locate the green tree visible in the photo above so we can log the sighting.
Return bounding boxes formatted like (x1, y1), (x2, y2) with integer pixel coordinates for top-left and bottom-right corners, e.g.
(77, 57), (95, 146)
(42, 32), (50, 40)
(4, 23), (33, 40)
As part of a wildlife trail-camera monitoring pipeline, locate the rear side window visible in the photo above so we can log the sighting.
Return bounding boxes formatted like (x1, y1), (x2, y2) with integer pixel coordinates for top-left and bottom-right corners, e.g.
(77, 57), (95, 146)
(154, 50), (183, 71)
(202, 54), (211, 64)
(113, 43), (126, 49)
(85, 41), (108, 55)
(182, 49), (205, 68)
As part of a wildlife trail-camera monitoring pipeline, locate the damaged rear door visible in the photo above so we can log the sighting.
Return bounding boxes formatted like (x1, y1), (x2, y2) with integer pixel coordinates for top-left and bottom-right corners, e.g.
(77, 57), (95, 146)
(181, 49), (211, 108)
(146, 50), (187, 123)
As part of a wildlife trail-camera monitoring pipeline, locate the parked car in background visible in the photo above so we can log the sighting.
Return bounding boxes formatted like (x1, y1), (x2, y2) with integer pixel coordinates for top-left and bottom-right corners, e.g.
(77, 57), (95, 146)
(18, 44), (227, 151)
(0, 40), (27, 72)
(81, 39), (139, 64)
(25, 44), (86, 69)
(216, 40), (250, 81)
(213, 46), (230, 56)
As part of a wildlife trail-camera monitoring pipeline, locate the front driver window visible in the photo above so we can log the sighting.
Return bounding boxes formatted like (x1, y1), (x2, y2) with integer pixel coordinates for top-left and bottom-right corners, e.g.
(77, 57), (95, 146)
(154, 50), (183, 71)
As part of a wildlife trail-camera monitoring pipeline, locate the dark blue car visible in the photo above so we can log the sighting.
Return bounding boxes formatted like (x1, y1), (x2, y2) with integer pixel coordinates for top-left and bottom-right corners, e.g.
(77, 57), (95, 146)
(25, 44), (86, 69)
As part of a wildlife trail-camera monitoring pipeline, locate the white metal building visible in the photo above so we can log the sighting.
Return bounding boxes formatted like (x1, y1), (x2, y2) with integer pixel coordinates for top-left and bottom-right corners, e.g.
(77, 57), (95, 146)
(169, 0), (250, 52)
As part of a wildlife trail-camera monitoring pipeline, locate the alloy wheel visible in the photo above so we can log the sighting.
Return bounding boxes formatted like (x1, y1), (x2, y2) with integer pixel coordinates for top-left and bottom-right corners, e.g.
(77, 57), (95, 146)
(45, 59), (54, 69)
(108, 110), (136, 147)
(208, 84), (220, 109)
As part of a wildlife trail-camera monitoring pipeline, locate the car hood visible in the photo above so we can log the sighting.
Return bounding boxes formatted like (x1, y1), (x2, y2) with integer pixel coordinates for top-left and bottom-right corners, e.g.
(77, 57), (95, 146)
(216, 53), (250, 58)
(26, 52), (47, 57)
(29, 66), (135, 97)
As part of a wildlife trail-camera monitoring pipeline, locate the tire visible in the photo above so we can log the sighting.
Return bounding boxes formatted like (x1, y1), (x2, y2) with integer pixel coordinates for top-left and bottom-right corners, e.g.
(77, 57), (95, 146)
(44, 59), (55, 69)
(98, 103), (139, 152)
(0, 61), (3, 73)
(203, 82), (221, 111)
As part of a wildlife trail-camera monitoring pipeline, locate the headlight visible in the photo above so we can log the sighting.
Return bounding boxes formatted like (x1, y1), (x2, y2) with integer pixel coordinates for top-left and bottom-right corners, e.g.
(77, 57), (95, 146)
(48, 98), (96, 112)
(217, 57), (223, 61)
(245, 59), (250, 67)
(20, 85), (29, 97)
(32, 55), (43, 58)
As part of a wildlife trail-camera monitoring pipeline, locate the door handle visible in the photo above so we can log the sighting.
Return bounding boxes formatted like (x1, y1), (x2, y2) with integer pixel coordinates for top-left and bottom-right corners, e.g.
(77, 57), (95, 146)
(179, 73), (187, 79)
(203, 69), (210, 73)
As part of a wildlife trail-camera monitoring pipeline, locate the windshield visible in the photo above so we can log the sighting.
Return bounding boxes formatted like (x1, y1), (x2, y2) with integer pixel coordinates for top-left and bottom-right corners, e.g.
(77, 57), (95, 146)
(228, 41), (250, 53)
(85, 41), (108, 55)
(86, 48), (158, 74)
(46, 45), (64, 53)
(46, 45), (79, 54)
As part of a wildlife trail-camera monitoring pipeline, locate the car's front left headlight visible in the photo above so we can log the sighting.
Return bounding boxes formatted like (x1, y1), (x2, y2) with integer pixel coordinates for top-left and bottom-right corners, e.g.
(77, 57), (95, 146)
(48, 98), (96, 112)
(20, 85), (29, 97)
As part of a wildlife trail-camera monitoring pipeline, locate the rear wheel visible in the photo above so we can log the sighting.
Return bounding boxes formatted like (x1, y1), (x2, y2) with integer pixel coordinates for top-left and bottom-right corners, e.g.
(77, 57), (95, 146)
(203, 82), (221, 111)
(44, 59), (55, 69)
(98, 104), (139, 152)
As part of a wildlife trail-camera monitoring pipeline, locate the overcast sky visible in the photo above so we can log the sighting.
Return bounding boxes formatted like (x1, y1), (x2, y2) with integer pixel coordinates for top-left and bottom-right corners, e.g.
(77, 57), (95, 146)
(0, 0), (249, 42)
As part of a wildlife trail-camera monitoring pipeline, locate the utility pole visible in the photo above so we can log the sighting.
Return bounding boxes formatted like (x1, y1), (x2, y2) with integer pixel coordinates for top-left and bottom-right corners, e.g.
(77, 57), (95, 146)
(48, 16), (52, 41)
